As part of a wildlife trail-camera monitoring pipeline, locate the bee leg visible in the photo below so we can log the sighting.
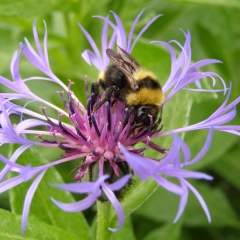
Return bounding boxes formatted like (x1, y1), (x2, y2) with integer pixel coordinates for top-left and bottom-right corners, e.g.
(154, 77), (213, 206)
(122, 108), (131, 129)
(150, 106), (163, 133)
(91, 79), (108, 95)
(84, 75), (90, 99)
(91, 82), (99, 96)
(115, 108), (132, 141)
(92, 86), (114, 113)
(91, 80), (108, 112)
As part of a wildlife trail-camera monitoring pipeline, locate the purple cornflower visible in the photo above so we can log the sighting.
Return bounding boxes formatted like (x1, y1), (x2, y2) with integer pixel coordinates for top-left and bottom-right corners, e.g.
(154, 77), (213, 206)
(0, 10), (240, 236)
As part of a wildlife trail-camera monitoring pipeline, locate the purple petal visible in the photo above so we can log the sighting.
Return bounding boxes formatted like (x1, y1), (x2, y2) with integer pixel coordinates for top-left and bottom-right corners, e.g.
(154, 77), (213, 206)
(183, 128), (213, 167)
(153, 30), (227, 103)
(177, 135), (191, 164)
(0, 145), (30, 181)
(16, 119), (49, 133)
(32, 21), (45, 61)
(173, 180), (188, 223)
(52, 175), (109, 195)
(92, 15), (117, 65)
(11, 51), (29, 93)
(0, 101), (18, 137)
(22, 170), (46, 235)
(152, 173), (183, 195)
(130, 14), (163, 53)
(206, 82), (232, 120)
(51, 182), (95, 193)
(81, 49), (102, 70)
(93, 15), (116, 29)
(51, 194), (97, 212)
(78, 23), (102, 68)
(108, 174), (131, 191)
(0, 76), (22, 93)
(155, 85), (239, 138)
(156, 135), (179, 168)
(20, 43), (48, 76)
(127, 9), (145, 52)
(102, 183), (125, 232)
(120, 145), (157, 180)
(101, 15), (109, 63)
(110, 11), (126, 49)
(182, 88), (227, 93)
(0, 175), (25, 193)
(151, 41), (176, 93)
(0, 153), (24, 171)
(160, 168), (213, 180)
(184, 179), (211, 222)
(191, 59), (222, 69)
(24, 38), (41, 62)
(208, 108), (237, 126)
(43, 20), (49, 66)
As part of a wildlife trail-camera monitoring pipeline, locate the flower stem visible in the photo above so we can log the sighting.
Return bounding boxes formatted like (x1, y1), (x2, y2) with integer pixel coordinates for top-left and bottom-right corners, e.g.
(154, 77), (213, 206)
(97, 200), (112, 240)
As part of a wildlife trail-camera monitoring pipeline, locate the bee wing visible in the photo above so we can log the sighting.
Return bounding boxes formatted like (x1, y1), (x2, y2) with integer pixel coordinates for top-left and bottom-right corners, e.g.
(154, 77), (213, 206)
(106, 46), (141, 91)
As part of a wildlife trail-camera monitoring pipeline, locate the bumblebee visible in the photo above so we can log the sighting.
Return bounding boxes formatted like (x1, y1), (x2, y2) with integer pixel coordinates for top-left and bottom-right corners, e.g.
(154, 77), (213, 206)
(92, 46), (164, 128)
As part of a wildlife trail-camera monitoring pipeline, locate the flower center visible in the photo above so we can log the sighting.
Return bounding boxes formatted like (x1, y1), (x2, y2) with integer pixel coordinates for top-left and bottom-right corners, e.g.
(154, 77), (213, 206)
(39, 80), (165, 183)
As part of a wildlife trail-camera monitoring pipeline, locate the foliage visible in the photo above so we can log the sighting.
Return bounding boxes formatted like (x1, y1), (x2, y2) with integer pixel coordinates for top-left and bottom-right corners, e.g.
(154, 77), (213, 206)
(0, 0), (239, 239)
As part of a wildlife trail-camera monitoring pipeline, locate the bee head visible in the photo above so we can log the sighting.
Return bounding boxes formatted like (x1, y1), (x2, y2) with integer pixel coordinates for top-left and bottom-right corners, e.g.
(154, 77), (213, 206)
(133, 105), (159, 127)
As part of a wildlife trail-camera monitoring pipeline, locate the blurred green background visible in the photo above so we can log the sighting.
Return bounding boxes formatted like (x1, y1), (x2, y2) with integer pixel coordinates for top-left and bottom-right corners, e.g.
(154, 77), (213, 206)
(0, 0), (240, 239)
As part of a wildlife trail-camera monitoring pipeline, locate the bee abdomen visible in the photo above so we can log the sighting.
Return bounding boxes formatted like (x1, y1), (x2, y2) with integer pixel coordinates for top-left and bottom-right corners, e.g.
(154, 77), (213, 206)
(138, 77), (161, 89)
(126, 87), (164, 107)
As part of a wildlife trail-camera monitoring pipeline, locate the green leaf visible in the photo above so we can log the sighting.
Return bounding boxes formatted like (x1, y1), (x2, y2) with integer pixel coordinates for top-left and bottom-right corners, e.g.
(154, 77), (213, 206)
(183, 181), (239, 227)
(134, 180), (239, 228)
(110, 216), (136, 240)
(0, 208), (78, 240)
(96, 202), (136, 240)
(133, 184), (179, 223)
(142, 222), (182, 240)
(184, 130), (238, 170)
(171, 0), (240, 8)
(211, 143), (240, 190)
(9, 148), (92, 240)
(0, 0), (72, 18)
(109, 178), (160, 231)
(95, 206), (136, 240)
